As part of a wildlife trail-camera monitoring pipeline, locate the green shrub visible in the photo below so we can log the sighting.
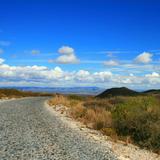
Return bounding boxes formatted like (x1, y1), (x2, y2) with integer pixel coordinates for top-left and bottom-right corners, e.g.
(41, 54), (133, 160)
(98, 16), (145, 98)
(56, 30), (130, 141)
(67, 94), (86, 101)
(112, 96), (160, 152)
(83, 98), (113, 111)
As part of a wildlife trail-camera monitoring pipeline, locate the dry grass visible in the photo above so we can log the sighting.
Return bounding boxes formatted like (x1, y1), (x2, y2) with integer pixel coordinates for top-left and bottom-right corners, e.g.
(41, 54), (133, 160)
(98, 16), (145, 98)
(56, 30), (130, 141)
(84, 108), (112, 130)
(48, 94), (70, 106)
(49, 94), (117, 138)
(84, 98), (113, 110)
(69, 101), (86, 119)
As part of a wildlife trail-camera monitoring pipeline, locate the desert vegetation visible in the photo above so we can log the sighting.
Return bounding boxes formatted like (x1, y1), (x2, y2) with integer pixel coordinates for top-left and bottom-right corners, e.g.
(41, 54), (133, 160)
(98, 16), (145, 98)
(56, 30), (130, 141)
(49, 93), (160, 153)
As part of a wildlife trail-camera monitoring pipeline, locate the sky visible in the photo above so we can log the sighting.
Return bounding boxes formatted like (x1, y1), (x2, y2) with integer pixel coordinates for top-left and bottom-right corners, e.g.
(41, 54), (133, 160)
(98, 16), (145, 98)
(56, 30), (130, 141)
(0, 0), (160, 89)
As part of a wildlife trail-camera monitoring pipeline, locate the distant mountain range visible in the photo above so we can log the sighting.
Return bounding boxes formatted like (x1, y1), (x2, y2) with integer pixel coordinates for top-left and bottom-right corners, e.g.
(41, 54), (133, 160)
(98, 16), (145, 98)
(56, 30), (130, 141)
(0, 86), (104, 95)
(0, 86), (159, 96)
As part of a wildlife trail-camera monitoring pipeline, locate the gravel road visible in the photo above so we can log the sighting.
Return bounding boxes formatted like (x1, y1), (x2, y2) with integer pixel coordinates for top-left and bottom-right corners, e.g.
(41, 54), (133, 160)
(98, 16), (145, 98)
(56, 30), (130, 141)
(0, 97), (117, 160)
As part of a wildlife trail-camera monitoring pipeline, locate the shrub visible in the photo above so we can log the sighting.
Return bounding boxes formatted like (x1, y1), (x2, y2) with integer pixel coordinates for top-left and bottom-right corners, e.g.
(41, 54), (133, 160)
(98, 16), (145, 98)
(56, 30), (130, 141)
(69, 102), (86, 119)
(101, 128), (118, 141)
(48, 94), (70, 106)
(67, 94), (86, 101)
(84, 107), (112, 130)
(112, 96), (160, 151)
(108, 96), (126, 105)
(49, 94), (160, 152)
(83, 98), (113, 111)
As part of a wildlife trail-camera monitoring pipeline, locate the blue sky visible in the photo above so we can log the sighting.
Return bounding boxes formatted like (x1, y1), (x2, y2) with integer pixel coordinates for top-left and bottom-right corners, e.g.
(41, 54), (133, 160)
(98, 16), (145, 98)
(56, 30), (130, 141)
(0, 0), (160, 89)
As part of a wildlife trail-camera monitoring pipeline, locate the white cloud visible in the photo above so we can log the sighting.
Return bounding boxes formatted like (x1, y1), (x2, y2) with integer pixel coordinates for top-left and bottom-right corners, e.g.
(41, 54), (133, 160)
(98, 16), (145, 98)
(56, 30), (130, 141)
(56, 54), (79, 64)
(31, 50), (40, 55)
(58, 46), (74, 55)
(103, 60), (119, 66)
(53, 46), (79, 64)
(135, 52), (153, 63)
(0, 58), (5, 64)
(0, 58), (159, 89)
(0, 49), (4, 54)
(93, 71), (112, 82)
(75, 70), (93, 82)
(145, 72), (159, 78)
(145, 72), (160, 84)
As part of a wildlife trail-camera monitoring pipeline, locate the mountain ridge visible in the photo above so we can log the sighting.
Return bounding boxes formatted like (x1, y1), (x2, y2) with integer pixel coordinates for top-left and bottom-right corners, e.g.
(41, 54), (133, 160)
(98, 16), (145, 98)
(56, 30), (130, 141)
(96, 87), (140, 98)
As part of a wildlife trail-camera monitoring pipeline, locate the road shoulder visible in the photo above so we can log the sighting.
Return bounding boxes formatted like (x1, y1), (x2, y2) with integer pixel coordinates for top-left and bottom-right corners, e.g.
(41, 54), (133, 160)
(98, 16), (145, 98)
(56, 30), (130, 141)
(45, 101), (160, 160)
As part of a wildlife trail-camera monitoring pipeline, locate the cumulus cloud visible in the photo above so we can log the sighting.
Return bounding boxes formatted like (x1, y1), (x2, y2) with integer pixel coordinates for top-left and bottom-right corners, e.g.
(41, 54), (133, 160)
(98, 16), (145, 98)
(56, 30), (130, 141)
(135, 52), (153, 63)
(103, 60), (119, 66)
(75, 70), (93, 82)
(93, 71), (112, 82)
(145, 72), (159, 78)
(53, 46), (79, 64)
(145, 72), (160, 84)
(58, 46), (74, 55)
(0, 49), (4, 54)
(0, 58), (159, 88)
(0, 58), (5, 64)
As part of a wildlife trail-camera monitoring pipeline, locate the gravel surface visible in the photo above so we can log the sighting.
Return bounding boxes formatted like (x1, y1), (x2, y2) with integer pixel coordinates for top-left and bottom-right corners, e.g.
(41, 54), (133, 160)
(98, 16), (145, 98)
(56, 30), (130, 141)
(0, 97), (117, 160)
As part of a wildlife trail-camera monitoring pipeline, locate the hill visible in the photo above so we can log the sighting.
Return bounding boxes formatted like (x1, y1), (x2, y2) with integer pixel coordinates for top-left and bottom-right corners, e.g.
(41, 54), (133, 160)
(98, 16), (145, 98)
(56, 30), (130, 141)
(0, 88), (52, 99)
(143, 89), (160, 94)
(96, 87), (139, 98)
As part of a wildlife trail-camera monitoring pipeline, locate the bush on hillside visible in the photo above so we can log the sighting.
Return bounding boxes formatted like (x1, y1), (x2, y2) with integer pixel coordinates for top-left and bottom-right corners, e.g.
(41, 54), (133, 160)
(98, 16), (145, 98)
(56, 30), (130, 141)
(112, 96), (160, 152)
(49, 94), (160, 153)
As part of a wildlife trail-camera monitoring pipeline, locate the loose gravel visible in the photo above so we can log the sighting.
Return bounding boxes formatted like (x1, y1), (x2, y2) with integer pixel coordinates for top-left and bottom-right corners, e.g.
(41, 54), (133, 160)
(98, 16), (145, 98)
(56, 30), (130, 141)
(0, 97), (117, 160)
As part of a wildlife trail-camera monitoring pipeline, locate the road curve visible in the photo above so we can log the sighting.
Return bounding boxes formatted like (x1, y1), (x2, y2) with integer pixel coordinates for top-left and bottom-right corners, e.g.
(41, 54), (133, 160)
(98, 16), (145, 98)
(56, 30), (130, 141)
(0, 97), (117, 160)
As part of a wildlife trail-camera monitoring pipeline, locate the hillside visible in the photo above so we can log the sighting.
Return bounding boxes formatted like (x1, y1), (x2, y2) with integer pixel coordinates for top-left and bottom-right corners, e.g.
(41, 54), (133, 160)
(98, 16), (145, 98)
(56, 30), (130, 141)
(96, 87), (139, 98)
(49, 92), (160, 155)
(143, 89), (160, 94)
(0, 88), (52, 99)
